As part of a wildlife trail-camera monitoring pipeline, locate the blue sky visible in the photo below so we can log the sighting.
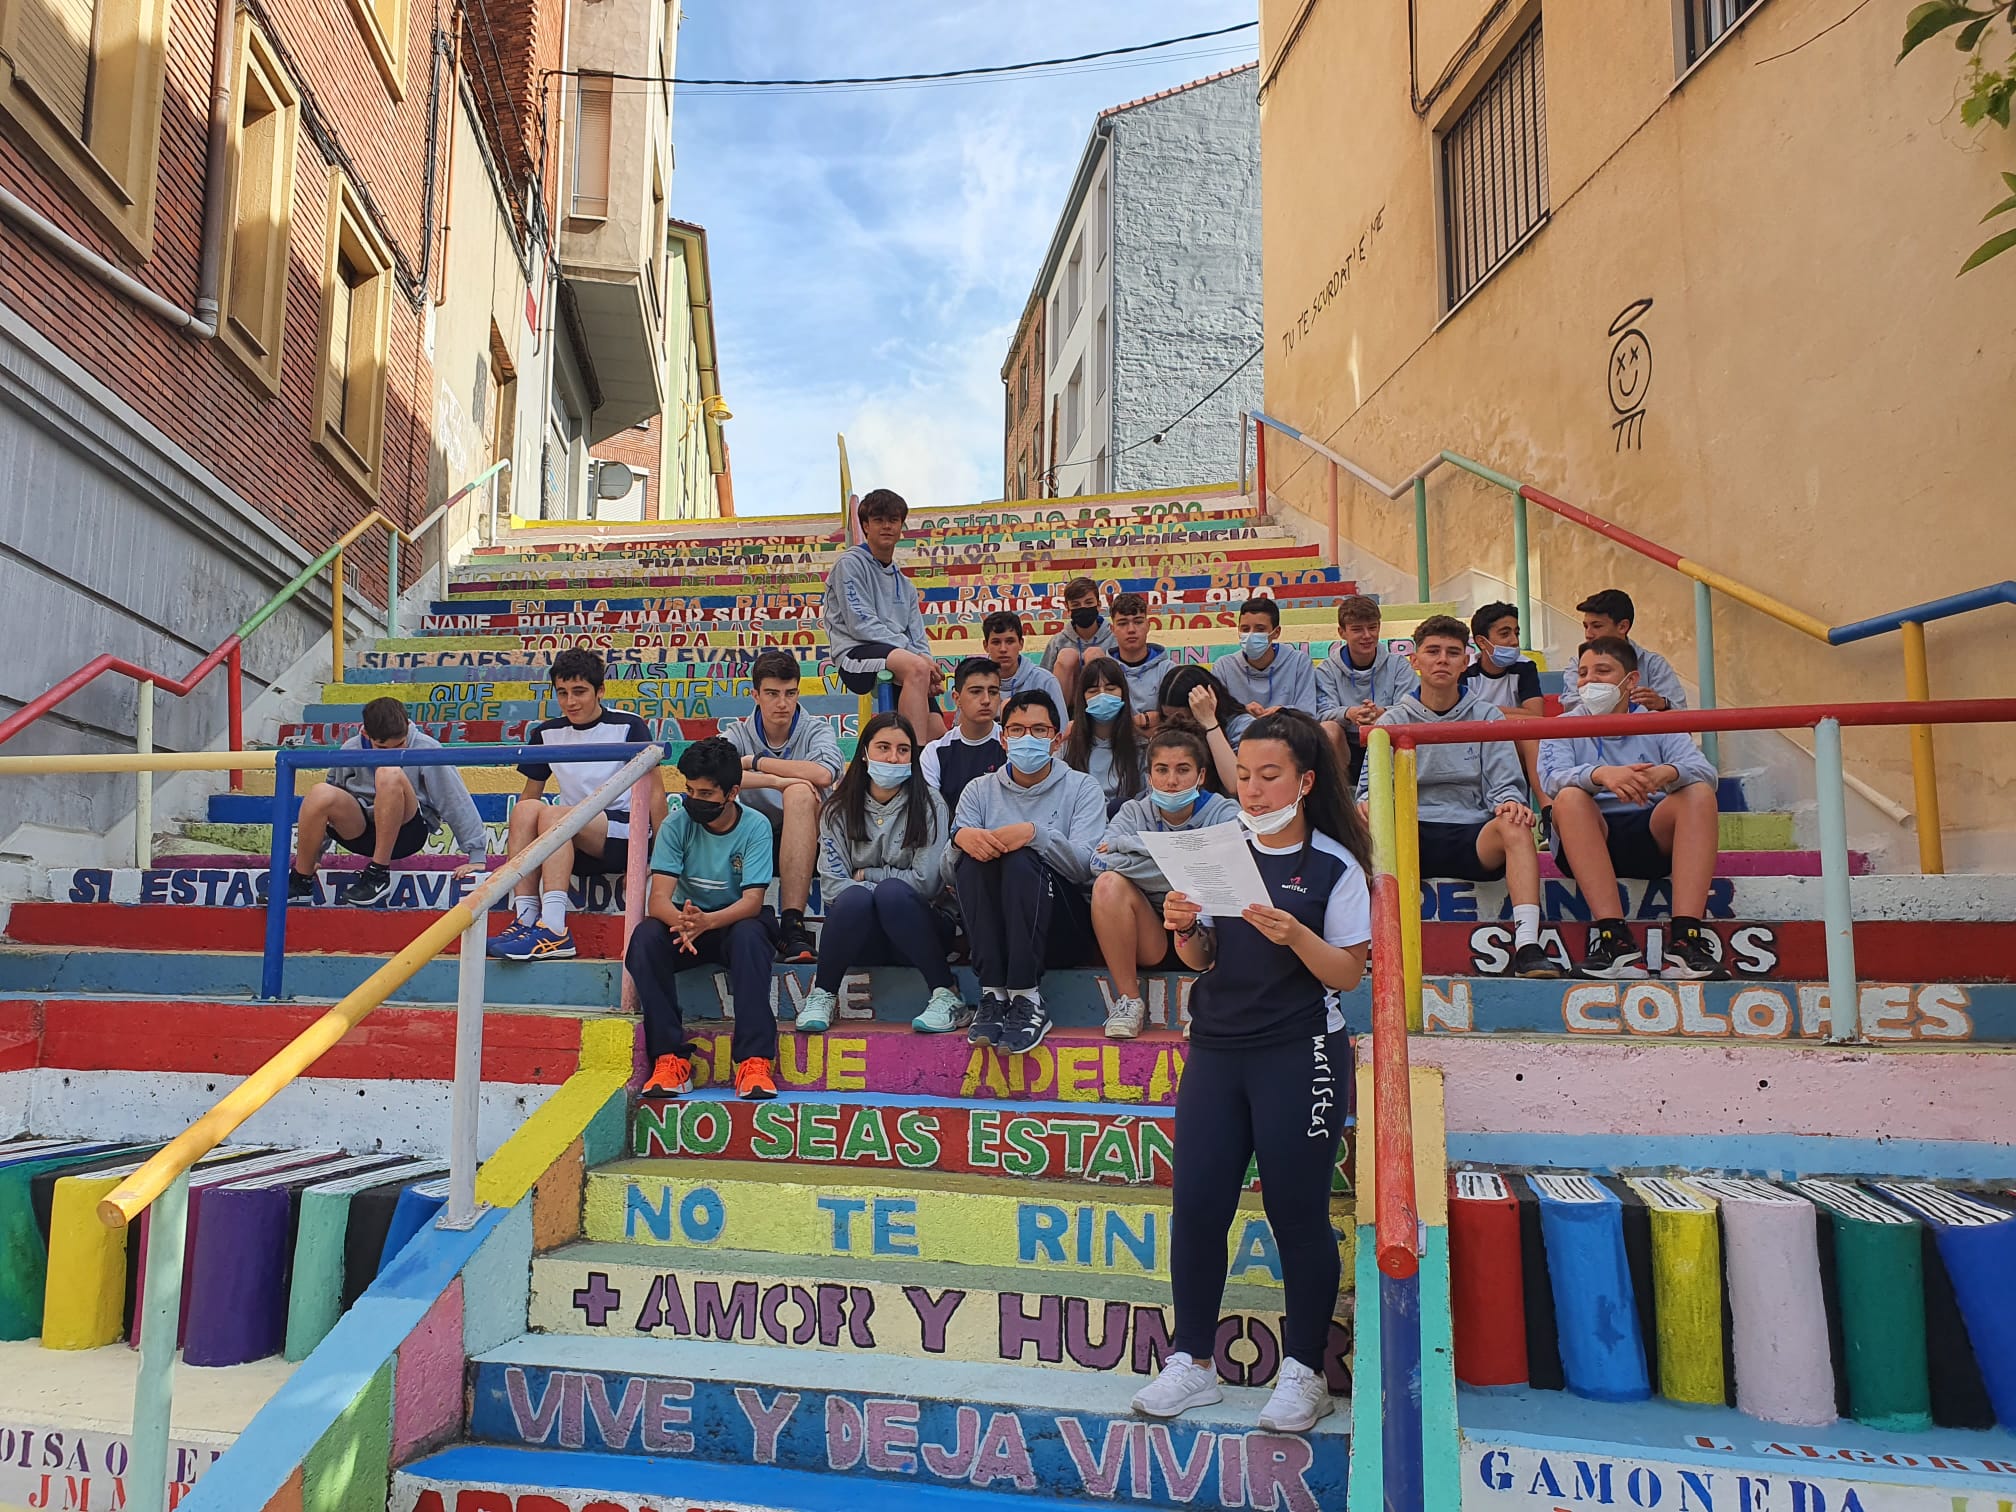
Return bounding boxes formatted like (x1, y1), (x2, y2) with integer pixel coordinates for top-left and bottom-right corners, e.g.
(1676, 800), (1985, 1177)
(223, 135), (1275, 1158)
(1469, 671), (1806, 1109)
(669, 2), (1258, 517)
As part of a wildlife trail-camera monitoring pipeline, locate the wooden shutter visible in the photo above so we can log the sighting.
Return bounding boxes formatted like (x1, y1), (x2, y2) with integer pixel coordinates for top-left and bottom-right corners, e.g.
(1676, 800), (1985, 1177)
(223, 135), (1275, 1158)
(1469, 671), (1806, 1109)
(325, 255), (356, 435)
(572, 75), (612, 217)
(13, 0), (97, 138)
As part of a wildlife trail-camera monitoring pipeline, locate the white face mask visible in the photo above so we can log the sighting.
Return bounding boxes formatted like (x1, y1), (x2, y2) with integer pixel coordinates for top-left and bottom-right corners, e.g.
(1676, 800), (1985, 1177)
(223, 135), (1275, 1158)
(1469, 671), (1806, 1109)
(1238, 801), (1301, 837)
(1579, 681), (1626, 715)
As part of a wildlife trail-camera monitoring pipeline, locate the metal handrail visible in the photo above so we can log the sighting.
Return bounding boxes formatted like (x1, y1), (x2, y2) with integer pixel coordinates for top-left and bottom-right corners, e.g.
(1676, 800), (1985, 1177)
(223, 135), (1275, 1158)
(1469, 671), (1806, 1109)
(0, 736), (658, 1512)
(1361, 693), (2016, 1512)
(0, 461), (506, 842)
(1249, 410), (2014, 874)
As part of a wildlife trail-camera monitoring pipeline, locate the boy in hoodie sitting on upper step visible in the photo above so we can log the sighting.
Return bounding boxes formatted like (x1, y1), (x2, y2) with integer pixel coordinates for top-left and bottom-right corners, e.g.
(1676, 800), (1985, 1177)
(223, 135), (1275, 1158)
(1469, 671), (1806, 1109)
(951, 689), (1108, 1056)
(1211, 595), (1319, 719)
(1356, 615), (1560, 978)
(1319, 594), (1416, 786)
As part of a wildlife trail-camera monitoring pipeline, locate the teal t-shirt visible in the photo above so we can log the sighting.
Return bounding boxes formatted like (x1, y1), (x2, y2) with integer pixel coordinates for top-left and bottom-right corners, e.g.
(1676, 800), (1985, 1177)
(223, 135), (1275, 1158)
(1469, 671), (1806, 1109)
(649, 804), (774, 910)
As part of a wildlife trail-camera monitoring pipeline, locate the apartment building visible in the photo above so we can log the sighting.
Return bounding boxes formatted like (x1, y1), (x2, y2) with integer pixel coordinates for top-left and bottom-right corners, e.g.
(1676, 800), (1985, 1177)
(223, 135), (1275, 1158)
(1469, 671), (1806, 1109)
(1016, 65), (1262, 499)
(1256, 0), (2014, 843)
(0, 0), (713, 838)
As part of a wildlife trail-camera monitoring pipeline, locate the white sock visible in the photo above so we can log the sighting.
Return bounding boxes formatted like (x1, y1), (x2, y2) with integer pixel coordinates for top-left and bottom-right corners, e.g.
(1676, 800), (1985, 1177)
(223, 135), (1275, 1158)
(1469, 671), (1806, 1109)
(1018, 988), (1042, 1008)
(1512, 904), (1541, 949)
(540, 890), (569, 935)
(514, 895), (539, 927)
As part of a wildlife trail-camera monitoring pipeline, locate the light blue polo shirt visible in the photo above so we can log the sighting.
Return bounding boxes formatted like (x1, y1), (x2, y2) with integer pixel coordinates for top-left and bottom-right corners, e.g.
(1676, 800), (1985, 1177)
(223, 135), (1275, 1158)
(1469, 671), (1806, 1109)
(649, 803), (774, 910)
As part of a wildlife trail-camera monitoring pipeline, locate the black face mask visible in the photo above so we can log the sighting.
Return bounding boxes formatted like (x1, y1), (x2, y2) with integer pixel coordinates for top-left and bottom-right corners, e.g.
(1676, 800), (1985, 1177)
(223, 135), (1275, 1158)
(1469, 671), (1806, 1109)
(1070, 606), (1100, 630)
(683, 795), (726, 825)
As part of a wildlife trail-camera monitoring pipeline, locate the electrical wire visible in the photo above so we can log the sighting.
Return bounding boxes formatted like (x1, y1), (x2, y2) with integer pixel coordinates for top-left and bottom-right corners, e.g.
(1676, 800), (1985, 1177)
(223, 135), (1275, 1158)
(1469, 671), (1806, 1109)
(1046, 343), (1263, 487)
(582, 46), (1259, 99)
(543, 21), (1258, 91)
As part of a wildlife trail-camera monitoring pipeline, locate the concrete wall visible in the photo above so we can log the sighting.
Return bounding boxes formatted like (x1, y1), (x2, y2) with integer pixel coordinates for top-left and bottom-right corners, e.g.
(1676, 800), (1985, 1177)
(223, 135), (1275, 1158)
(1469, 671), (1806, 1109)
(1256, 0), (2016, 858)
(1110, 70), (1262, 493)
(0, 306), (346, 842)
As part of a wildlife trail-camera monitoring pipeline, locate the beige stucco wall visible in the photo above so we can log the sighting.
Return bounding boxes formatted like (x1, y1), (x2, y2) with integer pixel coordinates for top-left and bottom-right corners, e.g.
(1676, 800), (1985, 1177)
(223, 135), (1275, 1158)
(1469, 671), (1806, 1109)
(1258, 0), (2016, 855)
(430, 92), (535, 551)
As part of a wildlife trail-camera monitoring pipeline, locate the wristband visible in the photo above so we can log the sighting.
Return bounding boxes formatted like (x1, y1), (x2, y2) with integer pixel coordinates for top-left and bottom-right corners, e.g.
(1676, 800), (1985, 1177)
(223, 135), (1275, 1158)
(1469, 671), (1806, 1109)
(1202, 724), (1221, 734)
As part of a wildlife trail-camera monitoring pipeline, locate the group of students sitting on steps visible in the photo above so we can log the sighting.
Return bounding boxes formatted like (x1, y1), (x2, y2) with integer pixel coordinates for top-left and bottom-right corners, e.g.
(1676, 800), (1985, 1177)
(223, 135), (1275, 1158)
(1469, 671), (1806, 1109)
(274, 486), (1731, 1436)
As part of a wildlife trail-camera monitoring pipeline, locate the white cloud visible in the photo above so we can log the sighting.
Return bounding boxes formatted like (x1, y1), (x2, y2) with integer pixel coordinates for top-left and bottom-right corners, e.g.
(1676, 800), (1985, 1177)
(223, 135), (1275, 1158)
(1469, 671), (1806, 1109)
(669, 2), (1257, 516)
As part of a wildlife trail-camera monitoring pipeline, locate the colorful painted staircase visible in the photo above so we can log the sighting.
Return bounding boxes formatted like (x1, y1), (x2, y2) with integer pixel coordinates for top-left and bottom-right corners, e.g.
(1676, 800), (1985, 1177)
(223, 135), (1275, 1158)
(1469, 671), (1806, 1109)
(3, 481), (2013, 1512)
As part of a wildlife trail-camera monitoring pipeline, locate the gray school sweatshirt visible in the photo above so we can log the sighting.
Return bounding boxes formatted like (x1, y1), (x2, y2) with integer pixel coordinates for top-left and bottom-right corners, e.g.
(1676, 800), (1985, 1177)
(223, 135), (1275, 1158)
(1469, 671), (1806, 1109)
(325, 729), (490, 858)
(1317, 644), (1416, 723)
(1212, 642), (1320, 714)
(1092, 790), (1241, 901)
(1352, 690), (1527, 823)
(816, 785), (950, 903)
(822, 544), (930, 656)
(950, 760), (1108, 886)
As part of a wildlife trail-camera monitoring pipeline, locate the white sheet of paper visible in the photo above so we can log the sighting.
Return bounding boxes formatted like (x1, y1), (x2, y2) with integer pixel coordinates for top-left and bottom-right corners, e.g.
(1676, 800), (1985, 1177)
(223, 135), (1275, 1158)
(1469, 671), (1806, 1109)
(1137, 822), (1271, 918)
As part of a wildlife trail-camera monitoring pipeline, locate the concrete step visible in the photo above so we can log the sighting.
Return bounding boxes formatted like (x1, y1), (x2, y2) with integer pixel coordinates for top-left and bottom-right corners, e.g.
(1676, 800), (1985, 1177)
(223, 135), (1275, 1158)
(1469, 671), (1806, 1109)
(23, 901), (2002, 991)
(445, 540), (1331, 593)
(461, 1333), (1347, 1507)
(580, 1157), (1346, 1286)
(627, 1090), (1178, 1182)
(526, 1240), (1344, 1390)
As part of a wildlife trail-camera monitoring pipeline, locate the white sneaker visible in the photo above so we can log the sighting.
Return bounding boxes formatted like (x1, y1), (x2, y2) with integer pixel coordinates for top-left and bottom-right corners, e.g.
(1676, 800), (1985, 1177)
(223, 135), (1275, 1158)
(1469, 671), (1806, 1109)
(1104, 993), (1147, 1040)
(912, 987), (973, 1034)
(1131, 1353), (1223, 1419)
(796, 986), (837, 1033)
(1256, 1357), (1334, 1433)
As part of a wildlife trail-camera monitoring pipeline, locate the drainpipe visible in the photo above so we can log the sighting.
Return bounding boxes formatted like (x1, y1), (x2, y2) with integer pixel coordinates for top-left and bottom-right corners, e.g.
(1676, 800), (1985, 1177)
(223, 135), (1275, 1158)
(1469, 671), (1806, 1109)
(193, 0), (237, 329)
(0, 0), (235, 338)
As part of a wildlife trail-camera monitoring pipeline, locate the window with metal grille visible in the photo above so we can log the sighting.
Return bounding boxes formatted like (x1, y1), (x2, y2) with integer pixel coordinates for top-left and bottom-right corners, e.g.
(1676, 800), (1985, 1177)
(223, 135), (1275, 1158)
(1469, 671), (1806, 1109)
(1679, 0), (1760, 70)
(1439, 21), (1549, 310)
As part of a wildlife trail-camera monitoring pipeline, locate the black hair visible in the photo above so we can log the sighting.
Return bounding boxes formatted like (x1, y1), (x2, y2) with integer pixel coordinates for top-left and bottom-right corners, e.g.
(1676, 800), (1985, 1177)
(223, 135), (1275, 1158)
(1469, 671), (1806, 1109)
(1471, 601), (1519, 640)
(1064, 660), (1143, 803)
(1578, 635), (1639, 673)
(1158, 712), (1231, 795)
(1157, 664), (1241, 730)
(1147, 723), (1209, 774)
(361, 697), (409, 743)
(981, 611), (1026, 643)
(858, 488), (908, 524)
(1001, 689), (1060, 729)
(1239, 709), (1373, 873)
(1110, 591), (1149, 618)
(676, 736), (743, 794)
(551, 647), (606, 690)
(1413, 614), (1471, 648)
(749, 649), (801, 690)
(827, 712), (936, 854)
(1576, 588), (1636, 625)
(953, 655), (1002, 691)
(1239, 595), (1281, 629)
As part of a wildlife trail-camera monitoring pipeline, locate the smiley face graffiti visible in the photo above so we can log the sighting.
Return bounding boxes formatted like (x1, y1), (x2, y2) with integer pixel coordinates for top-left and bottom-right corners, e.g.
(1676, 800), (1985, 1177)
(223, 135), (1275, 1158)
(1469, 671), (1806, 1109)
(1607, 298), (1654, 451)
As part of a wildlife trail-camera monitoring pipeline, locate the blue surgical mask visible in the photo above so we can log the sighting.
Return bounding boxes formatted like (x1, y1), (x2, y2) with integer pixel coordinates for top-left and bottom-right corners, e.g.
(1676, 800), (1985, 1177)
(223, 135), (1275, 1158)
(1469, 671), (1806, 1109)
(1149, 785), (1199, 814)
(1488, 644), (1521, 668)
(1085, 693), (1125, 722)
(866, 759), (911, 789)
(1241, 631), (1273, 660)
(1006, 734), (1053, 774)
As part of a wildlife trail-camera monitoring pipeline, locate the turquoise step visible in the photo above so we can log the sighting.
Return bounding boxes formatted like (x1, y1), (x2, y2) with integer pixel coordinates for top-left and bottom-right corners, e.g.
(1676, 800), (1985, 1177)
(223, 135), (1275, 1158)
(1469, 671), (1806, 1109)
(465, 1334), (1348, 1508)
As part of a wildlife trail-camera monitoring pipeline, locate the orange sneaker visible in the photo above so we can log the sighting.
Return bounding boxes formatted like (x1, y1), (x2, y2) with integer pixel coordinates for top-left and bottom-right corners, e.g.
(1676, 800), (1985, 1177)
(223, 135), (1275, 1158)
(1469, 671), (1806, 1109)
(641, 1053), (693, 1100)
(733, 1057), (778, 1101)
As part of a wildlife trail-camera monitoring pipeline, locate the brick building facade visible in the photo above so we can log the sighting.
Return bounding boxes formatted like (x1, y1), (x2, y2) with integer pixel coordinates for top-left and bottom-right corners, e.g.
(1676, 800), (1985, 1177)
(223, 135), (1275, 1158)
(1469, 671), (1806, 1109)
(0, 0), (690, 845)
(999, 290), (1045, 501)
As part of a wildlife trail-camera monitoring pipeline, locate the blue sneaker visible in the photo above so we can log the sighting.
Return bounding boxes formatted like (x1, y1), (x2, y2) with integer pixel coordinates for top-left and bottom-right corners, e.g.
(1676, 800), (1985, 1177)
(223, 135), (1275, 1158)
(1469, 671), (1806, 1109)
(517, 925), (577, 962)
(487, 920), (535, 957)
